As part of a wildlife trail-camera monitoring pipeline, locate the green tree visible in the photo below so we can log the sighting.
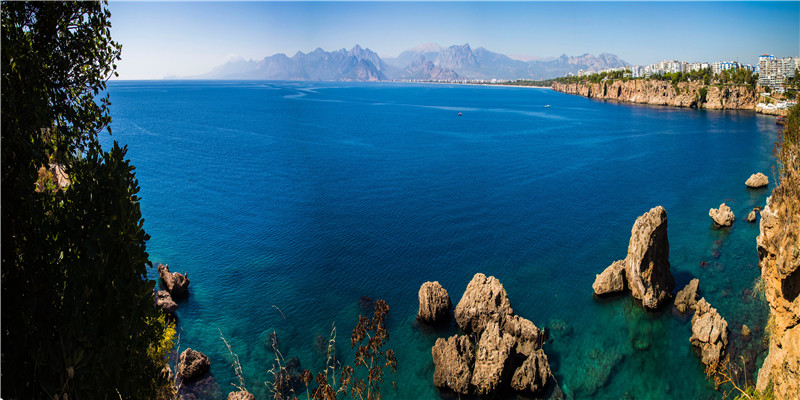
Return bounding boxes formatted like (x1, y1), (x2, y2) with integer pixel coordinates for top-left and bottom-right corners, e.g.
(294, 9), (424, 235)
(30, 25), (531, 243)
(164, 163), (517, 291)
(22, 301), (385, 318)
(2, 1), (171, 398)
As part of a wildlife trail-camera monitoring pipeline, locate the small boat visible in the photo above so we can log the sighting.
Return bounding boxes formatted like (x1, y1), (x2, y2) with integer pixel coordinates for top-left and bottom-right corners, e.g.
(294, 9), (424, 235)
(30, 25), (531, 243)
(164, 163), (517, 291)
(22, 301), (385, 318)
(776, 116), (785, 125)
(458, 112), (462, 116)
(544, 104), (550, 108)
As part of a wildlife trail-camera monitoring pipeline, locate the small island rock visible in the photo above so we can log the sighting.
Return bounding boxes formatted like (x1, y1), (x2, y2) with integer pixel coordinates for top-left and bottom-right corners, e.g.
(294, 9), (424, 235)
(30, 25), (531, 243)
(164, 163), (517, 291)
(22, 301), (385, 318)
(690, 298), (729, 369)
(510, 348), (550, 394)
(179, 348), (211, 383)
(709, 203), (735, 228)
(745, 172), (769, 188)
(502, 315), (545, 357)
(674, 278), (700, 313)
(747, 210), (757, 222)
(592, 259), (627, 295)
(156, 290), (178, 315)
(158, 263), (190, 297)
(227, 391), (255, 400)
(625, 206), (675, 309)
(417, 281), (452, 325)
(471, 320), (516, 396)
(432, 335), (474, 394)
(454, 273), (513, 335)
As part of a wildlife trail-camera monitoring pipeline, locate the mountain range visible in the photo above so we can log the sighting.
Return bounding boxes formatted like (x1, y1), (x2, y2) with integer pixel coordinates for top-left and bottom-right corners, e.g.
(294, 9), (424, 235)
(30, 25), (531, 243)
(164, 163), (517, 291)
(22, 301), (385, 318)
(196, 43), (629, 82)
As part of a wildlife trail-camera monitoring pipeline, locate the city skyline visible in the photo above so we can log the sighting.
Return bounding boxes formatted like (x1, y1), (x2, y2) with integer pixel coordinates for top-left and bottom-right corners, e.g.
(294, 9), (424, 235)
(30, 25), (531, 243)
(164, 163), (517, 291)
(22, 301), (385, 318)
(109, 1), (800, 80)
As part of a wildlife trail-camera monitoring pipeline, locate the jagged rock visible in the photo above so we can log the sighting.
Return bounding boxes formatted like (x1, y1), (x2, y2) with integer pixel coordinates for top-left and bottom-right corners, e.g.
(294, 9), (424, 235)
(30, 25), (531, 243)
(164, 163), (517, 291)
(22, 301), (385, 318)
(592, 259), (626, 295)
(471, 320), (516, 396)
(747, 210), (757, 222)
(674, 279), (700, 313)
(417, 281), (452, 325)
(746, 172), (769, 188)
(227, 391), (255, 400)
(454, 273), (513, 335)
(179, 348), (211, 383)
(502, 315), (544, 357)
(158, 263), (190, 297)
(432, 335), (474, 394)
(625, 206), (675, 309)
(709, 203), (735, 228)
(510, 348), (550, 394)
(156, 290), (178, 315)
(690, 298), (729, 368)
(742, 324), (751, 340)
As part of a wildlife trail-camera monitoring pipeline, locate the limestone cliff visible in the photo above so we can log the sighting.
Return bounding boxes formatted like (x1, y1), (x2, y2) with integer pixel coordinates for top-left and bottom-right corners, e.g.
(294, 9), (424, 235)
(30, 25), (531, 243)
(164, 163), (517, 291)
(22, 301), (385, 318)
(755, 106), (800, 399)
(552, 80), (758, 111)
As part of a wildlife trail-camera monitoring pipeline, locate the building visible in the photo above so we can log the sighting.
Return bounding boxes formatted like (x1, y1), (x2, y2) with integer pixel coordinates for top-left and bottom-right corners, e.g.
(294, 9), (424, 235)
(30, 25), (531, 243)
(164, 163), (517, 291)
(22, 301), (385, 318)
(758, 54), (798, 89)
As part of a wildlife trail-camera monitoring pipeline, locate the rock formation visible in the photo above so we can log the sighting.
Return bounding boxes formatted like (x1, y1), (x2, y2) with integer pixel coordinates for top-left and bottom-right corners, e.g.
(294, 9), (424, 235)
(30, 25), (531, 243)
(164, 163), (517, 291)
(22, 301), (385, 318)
(709, 203), (735, 228)
(454, 273), (513, 335)
(433, 273), (552, 396)
(179, 348), (211, 383)
(552, 80), (759, 111)
(745, 172), (769, 188)
(674, 278), (700, 313)
(156, 290), (178, 315)
(690, 298), (729, 369)
(624, 206), (675, 309)
(747, 210), (757, 222)
(592, 259), (626, 295)
(417, 281), (452, 325)
(432, 335), (474, 394)
(158, 263), (190, 297)
(227, 391), (255, 400)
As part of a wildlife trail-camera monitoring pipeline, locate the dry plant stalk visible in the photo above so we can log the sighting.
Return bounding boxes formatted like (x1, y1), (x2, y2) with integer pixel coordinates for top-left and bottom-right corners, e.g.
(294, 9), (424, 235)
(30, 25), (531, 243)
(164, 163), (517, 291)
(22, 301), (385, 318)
(219, 328), (248, 393)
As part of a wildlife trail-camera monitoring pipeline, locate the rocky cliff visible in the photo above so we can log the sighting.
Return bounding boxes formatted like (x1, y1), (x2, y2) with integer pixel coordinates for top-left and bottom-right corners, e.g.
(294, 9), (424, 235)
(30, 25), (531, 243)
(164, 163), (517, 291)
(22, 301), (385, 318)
(552, 80), (758, 111)
(755, 106), (800, 399)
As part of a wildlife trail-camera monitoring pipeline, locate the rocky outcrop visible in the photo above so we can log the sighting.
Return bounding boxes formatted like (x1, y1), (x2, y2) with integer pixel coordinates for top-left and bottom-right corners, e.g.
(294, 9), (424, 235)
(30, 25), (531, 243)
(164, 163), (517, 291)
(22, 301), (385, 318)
(417, 281), (452, 325)
(624, 206), (675, 309)
(156, 290), (178, 315)
(709, 203), (735, 228)
(432, 335), (474, 394)
(746, 172), (769, 188)
(179, 348), (211, 383)
(454, 273), (513, 335)
(674, 278), (700, 313)
(552, 80), (759, 111)
(592, 259), (626, 295)
(747, 210), (757, 222)
(433, 273), (552, 396)
(690, 298), (729, 369)
(158, 263), (190, 297)
(227, 391), (255, 400)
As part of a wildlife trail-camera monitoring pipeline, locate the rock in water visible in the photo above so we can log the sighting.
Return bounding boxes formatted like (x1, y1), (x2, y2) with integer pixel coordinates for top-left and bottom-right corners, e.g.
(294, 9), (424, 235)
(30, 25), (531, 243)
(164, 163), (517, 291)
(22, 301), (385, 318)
(625, 206), (675, 309)
(158, 263), (190, 297)
(592, 259), (627, 295)
(510, 348), (550, 394)
(690, 298), (729, 368)
(417, 281), (452, 325)
(674, 278), (700, 313)
(179, 348), (211, 383)
(227, 391), (255, 400)
(741, 324), (751, 340)
(745, 172), (769, 188)
(454, 273), (513, 335)
(471, 320), (516, 396)
(156, 290), (178, 315)
(747, 209), (757, 222)
(432, 335), (475, 394)
(709, 203), (735, 228)
(502, 315), (545, 357)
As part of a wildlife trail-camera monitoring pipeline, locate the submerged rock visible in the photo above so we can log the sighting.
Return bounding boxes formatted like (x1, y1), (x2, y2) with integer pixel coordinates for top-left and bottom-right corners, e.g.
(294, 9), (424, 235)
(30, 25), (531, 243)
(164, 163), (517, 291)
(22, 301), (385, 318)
(745, 172), (769, 188)
(158, 263), (190, 297)
(690, 298), (729, 368)
(709, 203), (735, 228)
(417, 281), (452, 325)
(674, 279), (700, 313)
(179, 348), (211, 383)
(625, 206), (675, 309)
(432, 335), (474, 394)
(454, 273), (513, 335)
(592, 259), (627, 295)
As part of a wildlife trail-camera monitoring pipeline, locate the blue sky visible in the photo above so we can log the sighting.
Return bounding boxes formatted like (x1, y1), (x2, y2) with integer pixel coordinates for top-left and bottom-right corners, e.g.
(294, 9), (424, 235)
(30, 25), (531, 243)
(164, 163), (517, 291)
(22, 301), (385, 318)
(109, 1), (800, 80)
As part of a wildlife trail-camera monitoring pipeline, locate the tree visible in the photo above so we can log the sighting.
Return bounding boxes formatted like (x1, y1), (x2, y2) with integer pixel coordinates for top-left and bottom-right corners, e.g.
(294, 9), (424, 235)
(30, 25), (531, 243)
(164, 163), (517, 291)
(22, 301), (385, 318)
(2, 1), (171, 398)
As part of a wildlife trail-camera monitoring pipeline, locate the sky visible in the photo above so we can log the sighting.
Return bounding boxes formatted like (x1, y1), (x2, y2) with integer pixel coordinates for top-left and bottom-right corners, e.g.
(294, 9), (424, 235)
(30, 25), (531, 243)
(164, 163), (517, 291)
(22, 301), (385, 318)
(108, 1), (800, 80)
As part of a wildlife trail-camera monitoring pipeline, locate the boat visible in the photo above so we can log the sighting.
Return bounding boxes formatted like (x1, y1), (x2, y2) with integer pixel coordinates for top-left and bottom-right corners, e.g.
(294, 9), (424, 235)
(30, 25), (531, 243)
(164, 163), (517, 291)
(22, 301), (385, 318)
(458, 112), (462, 116)
(545, 104), (550, 108)
(777, 116), (786, 125)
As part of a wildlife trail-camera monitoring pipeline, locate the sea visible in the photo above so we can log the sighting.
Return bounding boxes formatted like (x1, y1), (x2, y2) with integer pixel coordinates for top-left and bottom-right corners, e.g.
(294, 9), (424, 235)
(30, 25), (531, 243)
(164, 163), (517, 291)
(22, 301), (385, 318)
(103, 81), (779, 399)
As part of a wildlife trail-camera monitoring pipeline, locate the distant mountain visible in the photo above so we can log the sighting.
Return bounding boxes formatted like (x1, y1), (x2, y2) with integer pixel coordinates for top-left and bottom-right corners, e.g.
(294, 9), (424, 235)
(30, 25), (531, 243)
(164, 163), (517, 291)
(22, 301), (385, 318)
(196, 43), (629, 81)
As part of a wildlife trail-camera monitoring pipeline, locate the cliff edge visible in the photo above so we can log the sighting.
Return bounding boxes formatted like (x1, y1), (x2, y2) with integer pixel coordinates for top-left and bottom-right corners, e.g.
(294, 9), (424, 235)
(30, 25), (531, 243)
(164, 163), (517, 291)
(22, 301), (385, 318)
(755, 105), (800, 399)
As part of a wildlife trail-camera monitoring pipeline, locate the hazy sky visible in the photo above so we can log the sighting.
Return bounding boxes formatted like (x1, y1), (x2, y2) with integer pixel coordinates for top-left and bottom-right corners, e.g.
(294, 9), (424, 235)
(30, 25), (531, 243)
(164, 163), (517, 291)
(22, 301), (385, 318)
(109, 1), (800, 80)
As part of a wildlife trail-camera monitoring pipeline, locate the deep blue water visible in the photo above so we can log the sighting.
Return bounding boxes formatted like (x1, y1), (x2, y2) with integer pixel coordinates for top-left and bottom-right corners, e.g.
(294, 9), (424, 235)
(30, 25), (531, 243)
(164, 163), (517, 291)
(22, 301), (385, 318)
(104, 81), (778, 399)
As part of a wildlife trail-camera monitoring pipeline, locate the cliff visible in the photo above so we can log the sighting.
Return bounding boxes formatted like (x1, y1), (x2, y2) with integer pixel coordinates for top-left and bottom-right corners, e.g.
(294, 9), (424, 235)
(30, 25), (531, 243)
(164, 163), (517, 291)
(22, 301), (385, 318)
(552, 80), (758, 111)
(755, 106), (800, 399)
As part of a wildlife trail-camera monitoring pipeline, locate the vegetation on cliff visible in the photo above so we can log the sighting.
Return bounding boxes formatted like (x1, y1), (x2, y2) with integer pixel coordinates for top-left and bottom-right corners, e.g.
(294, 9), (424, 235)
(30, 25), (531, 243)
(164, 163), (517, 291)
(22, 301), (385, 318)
(1, 1), (173, 398)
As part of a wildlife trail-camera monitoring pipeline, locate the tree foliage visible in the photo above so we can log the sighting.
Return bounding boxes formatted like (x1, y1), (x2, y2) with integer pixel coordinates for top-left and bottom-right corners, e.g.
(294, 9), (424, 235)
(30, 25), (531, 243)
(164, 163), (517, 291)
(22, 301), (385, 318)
(1, 1), (170, 398)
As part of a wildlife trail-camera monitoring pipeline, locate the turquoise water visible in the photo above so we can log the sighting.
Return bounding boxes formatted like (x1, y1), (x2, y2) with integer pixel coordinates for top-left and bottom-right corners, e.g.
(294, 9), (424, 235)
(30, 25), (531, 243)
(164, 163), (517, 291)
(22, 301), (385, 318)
(104, 81), (777, 399)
